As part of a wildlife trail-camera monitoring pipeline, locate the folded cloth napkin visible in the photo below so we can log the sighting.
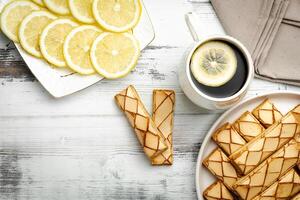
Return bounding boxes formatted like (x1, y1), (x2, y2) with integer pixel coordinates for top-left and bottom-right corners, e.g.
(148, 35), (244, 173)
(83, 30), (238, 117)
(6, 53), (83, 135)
(210, 0), (300, 86)
(284, 0), (300, 22)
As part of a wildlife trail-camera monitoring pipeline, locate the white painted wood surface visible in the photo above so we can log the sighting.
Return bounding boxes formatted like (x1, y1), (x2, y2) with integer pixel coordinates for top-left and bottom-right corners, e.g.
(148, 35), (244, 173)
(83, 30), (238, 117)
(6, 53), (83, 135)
(0, 0), (300, 199)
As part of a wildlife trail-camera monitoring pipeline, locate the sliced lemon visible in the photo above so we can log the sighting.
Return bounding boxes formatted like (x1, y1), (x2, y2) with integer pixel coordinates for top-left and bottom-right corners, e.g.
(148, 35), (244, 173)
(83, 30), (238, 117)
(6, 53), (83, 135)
(92, 0), (142, 32)
(40, 19), (78, 67)
(68, 0), (95, 24)
(19, 11), (56, 58)
(31, 0), (44, 7)
(191, 41), (237, 87)
(0, 0), (40, 42)
(63, 25), (102, 75)
(43, 0), (70, 15)
(90, 32), (140, 79)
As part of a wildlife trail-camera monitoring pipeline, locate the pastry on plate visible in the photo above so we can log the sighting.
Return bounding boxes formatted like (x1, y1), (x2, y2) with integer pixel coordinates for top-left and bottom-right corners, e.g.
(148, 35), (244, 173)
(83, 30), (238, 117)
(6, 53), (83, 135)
(230, 105), (300, 174)
(252, 168), (300, 200)
(212, 123), (246, 156)
(233, 139), (300, 200)
(233, 111), (265, 141)
(292, 193), (300, 200)
(203, 148), (240, 190)
(203, 181), (235, 200)
(252, 99), (283, 128)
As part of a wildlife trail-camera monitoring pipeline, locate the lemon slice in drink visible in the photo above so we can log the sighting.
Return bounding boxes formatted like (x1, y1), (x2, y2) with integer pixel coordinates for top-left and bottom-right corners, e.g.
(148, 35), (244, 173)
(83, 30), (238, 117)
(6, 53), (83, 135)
(40, 19), (78, 67)
(19, 11), (56, 58)
(63, 25), (102, 75)
(90, 32), (140, 79)
(0, 0), (40, 42)
(92, 0), (141, 32)
(31, 0), (44, 7)
(68, 0), (95, 24)
(43, 0), (70, 15)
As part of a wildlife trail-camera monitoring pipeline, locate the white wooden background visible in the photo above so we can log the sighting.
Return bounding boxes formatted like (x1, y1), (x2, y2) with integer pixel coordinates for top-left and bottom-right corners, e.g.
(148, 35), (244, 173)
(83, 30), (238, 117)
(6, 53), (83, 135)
(0, 0), (300, 199)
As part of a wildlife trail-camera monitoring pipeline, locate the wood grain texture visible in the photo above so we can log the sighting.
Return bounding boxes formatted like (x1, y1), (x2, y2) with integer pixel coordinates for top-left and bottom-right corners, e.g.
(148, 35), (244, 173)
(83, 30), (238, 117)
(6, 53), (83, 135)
(0, 0), (300, 199)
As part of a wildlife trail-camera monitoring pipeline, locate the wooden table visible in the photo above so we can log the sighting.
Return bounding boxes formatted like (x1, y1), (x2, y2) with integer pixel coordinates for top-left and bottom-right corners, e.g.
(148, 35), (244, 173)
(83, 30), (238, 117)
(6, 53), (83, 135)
(0, 0), (299, 199)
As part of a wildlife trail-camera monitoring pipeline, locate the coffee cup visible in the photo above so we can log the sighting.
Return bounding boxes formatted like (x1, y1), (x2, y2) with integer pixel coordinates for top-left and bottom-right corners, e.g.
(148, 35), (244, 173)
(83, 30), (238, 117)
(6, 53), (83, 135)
(178, 12), (254, 110)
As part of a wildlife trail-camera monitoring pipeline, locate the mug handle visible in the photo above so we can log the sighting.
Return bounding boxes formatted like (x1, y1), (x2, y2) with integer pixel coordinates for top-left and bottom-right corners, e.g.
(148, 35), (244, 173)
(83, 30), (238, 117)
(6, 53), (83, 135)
(185, 12), (226, 42)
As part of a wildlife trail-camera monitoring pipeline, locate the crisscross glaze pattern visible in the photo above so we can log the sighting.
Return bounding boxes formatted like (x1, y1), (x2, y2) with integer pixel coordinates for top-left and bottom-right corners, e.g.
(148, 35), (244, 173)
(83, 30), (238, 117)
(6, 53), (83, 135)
(230, 106), (300, 174)
(203, 148), (240, 190)
(212, 123), (247, 156)
(233, 140), (300, 200)
(292, 193), (300, 200)
(252, 169), (300, 200)
(252, 99), (283, 128)
(233, 111), (265, 141)
(115, 85), (167, 160)
(203, 181), (234, 200)
(151, 90), (175, 165)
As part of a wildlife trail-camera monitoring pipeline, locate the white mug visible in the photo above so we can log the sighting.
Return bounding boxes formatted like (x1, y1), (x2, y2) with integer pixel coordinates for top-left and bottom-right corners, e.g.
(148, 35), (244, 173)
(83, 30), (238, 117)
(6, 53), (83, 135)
(178, 12), (254, 110)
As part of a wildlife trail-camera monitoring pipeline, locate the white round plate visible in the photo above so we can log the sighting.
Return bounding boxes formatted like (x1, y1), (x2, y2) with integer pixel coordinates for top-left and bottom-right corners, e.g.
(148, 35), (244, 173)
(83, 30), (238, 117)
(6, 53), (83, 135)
(195, 91), (300, 200)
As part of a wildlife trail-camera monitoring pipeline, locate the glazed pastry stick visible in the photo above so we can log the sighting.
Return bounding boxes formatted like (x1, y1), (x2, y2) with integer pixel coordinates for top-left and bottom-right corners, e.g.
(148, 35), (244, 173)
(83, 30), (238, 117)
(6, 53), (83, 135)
(203, 148), (240, 190)
(151, 90), (175, 165)
(233, 111), (265, 141)
(233, 139), (300, 200)
(252, 168), (300, 200)
(115, 85), (167, 160)
(252, 99), (283, 128)
(230, 105), (300, 174)
(212, 123), (247, 156)
(203, 181), (235, 200)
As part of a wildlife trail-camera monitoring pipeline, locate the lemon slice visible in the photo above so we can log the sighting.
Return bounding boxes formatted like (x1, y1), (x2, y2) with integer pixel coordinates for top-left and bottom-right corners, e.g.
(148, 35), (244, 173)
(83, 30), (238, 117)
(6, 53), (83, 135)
(191, 41), (237, 87)
(92, 0), (141, 32)
(40, 19), (78, 67)
(90, 32), (140, 79)
(19, 11), (56, 58)
(0, 0), (40, 42)
(31, 0), (44, 7)
(68, 0), (95, 24)
(43, 0), (70, 15)
(63, 25), (102, 75)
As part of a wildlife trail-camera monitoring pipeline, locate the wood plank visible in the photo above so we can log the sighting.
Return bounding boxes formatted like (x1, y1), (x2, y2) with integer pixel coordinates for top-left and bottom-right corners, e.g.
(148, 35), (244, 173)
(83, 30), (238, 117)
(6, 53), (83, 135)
(0, 114), (216, 200)
(0, 0), (299, 199)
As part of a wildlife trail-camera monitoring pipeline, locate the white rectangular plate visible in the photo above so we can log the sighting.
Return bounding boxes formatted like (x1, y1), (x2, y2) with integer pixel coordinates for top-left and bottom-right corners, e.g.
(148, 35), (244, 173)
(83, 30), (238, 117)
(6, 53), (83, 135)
(0, 0), (155, 98)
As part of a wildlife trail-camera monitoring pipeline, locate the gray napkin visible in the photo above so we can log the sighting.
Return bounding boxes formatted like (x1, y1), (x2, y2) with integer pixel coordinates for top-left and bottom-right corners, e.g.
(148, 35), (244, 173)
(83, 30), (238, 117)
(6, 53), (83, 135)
(211, 0), (300, 86)
(284, 0), (300, 22)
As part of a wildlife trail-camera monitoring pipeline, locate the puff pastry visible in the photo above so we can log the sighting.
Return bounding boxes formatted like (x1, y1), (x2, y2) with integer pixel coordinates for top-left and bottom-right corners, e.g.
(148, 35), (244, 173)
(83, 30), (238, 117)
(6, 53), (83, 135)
(151, 90), (175, 165)
(233, 139), (300, 200)
(252, 99), (283, 128)
(233, 111), (265, 141)
(230, 105), (300, 174)
(203, 181), (235, 200)
(252, 168), (300, 200)
(115, 85), (167, 160)
(212, 123), (246, 156)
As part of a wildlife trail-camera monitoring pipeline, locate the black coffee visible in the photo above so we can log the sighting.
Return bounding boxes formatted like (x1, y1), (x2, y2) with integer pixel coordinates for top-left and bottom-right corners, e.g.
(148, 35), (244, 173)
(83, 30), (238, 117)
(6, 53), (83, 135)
(190, 40), (248, 98)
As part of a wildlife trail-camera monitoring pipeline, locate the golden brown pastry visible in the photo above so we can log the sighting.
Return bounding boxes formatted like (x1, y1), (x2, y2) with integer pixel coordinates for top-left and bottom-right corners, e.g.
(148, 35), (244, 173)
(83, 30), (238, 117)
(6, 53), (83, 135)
(203, 148), (240, 190)
(203, 181), (235, 200)
(115, 85), (167, 160)
(252, 168), (300, 200)
(292, 193), (300, 200)
(230, 105), (300, 174)
(233, 111), (265, 141)
(233, 139), (300, 200)
(151, 90), (175, 165)
(212, 123), (246, 156)
(252, 99), (283, 128)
